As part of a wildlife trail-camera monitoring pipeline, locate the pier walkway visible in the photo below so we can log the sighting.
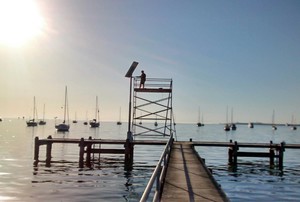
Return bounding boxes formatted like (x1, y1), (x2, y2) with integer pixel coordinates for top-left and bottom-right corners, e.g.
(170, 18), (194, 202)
(161, 142), (228, 202)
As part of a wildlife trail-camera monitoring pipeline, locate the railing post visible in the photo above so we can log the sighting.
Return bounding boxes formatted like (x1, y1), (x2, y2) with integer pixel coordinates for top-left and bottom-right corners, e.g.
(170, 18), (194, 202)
(79, 138), (85, 168)
(46, 135), (52, 167)
(156, 165), (161, 195)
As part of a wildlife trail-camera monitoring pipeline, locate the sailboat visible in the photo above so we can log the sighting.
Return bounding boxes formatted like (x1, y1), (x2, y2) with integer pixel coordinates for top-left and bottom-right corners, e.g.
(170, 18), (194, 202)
(38, 104), (46, 125)
(27, 96), (38, 127)
(55, 86), (70, 132)
(224, 106), (230, 131)
(72, 112), (78, 123)
(83, 111), (88, 125)
(117, 107), (122, 125)
(291, 115), (297, 130)
(248, 122), (254, 128)
(89, 96), (100, 128)
(230, 108), (237, 130)
(197, 107), (202, 127)
(272, 110), (277, 130)
(224, 123), (230, 131)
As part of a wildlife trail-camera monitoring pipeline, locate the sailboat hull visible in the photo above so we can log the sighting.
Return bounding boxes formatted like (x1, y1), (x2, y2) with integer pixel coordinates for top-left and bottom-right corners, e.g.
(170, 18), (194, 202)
(27, 120), (37, 127)
(89, 121), (100, 128)
(55, 124), (70, 132)
(39, 121), (46, 125)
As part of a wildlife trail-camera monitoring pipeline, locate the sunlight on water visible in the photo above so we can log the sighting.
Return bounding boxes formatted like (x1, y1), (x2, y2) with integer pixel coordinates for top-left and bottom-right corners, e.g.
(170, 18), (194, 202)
(0, 119), (300, 201)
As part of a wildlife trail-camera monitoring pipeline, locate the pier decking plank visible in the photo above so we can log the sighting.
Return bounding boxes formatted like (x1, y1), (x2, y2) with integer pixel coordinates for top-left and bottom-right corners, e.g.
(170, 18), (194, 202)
(161, 142), (228, 202)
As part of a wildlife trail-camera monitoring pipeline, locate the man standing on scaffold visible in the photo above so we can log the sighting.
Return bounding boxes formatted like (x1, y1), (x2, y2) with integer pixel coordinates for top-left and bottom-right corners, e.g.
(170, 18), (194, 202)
(139, 70), (146, 88)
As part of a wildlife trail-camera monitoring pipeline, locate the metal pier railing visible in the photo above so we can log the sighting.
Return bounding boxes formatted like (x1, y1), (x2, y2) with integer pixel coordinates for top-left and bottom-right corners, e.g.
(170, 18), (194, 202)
(140, 135), (174, 202)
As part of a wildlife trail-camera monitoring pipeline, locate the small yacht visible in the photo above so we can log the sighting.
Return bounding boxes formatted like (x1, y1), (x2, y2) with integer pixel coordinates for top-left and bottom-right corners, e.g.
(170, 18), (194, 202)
(27, 96), (38, 127)
(39, 104), (46, 125)
(272, 110), (277, 130)
(89, 96), (100, 128)
(117, 107), (122, 125)
(230, 123), (237, 130)
(248, 122), (254, 128)
(224, 124), (230, 131)
(55, 86), (70, 132)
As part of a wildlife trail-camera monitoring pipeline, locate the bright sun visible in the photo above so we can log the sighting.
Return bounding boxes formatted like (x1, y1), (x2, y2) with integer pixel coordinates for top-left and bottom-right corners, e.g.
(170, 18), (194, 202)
(0, 0), (45, 47)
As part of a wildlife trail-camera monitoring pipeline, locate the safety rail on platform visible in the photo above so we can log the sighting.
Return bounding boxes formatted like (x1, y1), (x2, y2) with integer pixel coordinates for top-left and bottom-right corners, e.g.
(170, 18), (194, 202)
(140, 135), (174, 202)
(134, 77), (172, 90)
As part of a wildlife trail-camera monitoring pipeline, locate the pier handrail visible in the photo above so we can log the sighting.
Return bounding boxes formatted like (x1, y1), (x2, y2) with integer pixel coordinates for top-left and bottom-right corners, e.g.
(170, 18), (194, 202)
(140, 135), (174, 202)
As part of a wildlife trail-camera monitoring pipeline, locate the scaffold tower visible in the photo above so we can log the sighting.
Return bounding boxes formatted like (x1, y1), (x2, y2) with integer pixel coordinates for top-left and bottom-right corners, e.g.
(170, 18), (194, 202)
(132, 77), (173, 138)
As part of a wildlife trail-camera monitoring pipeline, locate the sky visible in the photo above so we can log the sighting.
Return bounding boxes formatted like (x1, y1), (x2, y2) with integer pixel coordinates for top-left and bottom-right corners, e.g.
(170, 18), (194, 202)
(0, 0), (300, 124)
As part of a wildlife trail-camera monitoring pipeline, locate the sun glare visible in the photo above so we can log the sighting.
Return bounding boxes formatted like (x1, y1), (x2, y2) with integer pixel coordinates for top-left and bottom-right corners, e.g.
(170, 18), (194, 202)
(0, 0), (45, 47)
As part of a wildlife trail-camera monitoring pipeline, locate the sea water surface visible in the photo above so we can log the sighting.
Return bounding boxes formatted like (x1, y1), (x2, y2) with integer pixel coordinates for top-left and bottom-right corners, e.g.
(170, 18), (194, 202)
(0, 119), (300, 201)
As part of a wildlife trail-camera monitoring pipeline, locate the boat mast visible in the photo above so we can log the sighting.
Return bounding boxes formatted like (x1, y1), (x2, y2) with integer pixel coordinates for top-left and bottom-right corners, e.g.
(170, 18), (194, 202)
(226, 106), (228, 124)
(95, 96), (98, 121)
(198, 107), (200, 123)
(231, 108), (233, 124)
(42, 104), (45, 121)
(33, 96), (36, 121)
(64, 86), (67, 123)
(119, 107), (121, 122)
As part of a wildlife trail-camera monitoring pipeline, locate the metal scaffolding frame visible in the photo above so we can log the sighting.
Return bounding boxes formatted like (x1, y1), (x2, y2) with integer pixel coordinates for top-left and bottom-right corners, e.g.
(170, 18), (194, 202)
(132, 77), (173, 138)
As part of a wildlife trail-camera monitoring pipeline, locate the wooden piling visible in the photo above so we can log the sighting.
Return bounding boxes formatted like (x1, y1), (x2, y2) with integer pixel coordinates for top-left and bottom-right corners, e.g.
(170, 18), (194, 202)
(269, 141), (275, 168)
(233, 141), (238, 168)
(79, 138), (85, 168)
(278, 142), (285, 170)
(34, 136), (39, 162)
(228, 140), (233, 165)
(86, 136), (92, 167)
(124, 138), (134, 170)
(46, 136), (52, 167)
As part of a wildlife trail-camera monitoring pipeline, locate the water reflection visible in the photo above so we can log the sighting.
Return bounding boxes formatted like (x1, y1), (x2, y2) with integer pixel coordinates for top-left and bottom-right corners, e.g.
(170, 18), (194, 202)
(2, 120), (300, 201)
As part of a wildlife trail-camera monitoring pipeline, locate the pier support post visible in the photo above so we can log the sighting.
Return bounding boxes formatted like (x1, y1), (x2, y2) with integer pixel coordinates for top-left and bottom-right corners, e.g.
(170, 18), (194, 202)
(79, 138), (85, 168)
(269, 141), (275, 168)
(86, 136), (92, 167)
(124, 138), (134, 170)
(233, 141), (238, 169)
(34, 136), (40, 162)
(228, 140), (233, 165)
(278, 142), (285, 170)
(46, 136), (52, 167)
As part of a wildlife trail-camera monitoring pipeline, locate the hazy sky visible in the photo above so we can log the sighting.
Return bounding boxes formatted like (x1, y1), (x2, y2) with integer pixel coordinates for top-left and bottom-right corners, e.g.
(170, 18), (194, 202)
(0, 0), (300, 124)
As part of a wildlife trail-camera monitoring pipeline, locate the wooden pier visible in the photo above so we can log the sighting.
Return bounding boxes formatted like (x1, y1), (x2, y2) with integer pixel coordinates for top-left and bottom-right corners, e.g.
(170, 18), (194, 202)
(34, 136), (300, 170)
(191, 139), (288, 170)
(161, 142), (229, 201)
(33, 136), (300, 201)
(34, 136), (167, 168)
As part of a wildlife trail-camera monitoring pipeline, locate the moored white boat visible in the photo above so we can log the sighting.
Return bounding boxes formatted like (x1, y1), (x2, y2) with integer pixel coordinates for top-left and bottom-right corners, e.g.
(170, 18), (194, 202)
(248, 122), (254, 128)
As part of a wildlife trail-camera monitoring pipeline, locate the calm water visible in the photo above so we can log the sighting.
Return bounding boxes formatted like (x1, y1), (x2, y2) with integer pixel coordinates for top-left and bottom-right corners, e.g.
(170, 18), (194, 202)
(1, 119), (300, 201)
